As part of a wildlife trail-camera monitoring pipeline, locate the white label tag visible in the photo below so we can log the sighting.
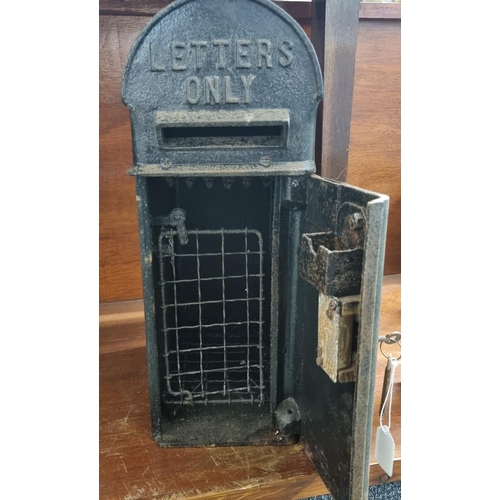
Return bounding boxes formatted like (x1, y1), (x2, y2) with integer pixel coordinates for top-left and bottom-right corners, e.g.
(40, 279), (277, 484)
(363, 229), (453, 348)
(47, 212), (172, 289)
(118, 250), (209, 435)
(375, 425), (395, 477)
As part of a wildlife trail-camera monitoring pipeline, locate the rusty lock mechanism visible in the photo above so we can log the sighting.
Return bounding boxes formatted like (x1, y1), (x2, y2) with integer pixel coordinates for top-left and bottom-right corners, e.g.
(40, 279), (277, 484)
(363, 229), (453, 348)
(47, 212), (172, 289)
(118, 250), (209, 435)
(301, 209), (366, 383)
(317, 294), (360, 383)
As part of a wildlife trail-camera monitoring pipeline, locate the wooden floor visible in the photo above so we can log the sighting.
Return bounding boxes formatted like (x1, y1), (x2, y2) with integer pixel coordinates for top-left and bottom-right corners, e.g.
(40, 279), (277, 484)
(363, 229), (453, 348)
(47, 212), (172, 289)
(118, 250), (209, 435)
(100, 275), (401, 499)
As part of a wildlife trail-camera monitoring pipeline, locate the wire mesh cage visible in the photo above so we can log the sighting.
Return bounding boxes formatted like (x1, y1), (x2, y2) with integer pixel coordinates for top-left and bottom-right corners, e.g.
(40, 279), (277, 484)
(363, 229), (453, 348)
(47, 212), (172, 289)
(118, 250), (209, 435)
(158, 228), (267, 406)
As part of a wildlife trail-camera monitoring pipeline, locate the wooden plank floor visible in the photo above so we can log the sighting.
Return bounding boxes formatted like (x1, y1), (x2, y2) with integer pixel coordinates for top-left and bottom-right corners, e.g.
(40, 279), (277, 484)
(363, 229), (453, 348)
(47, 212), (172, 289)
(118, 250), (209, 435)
(100, 275), (401, 499)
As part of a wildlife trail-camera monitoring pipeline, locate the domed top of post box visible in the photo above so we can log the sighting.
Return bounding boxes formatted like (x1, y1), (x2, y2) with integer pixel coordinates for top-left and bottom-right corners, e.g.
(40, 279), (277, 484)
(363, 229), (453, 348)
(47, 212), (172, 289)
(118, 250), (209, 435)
(122, 0), (323, 177)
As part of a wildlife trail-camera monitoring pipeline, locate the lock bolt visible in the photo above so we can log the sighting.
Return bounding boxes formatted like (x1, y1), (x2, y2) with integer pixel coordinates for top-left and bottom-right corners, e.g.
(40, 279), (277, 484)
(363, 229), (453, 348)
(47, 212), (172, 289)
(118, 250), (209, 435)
(326, 299), (338, 320)
(349, 212), (364, 230)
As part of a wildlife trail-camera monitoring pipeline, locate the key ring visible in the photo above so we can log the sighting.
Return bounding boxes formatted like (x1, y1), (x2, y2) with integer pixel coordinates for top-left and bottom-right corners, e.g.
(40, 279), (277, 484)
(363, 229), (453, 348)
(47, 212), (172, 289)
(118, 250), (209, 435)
(378, 332), (401, 360)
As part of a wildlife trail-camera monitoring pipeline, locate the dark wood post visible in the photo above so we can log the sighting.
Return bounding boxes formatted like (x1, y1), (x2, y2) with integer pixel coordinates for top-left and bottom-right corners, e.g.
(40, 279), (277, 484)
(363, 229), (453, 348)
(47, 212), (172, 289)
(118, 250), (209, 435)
(311, 0), (360, 182)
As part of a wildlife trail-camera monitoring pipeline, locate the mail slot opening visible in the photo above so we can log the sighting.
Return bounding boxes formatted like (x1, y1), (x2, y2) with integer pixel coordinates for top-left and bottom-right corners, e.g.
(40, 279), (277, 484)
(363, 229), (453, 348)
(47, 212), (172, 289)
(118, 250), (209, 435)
(159, 124), (286, 149)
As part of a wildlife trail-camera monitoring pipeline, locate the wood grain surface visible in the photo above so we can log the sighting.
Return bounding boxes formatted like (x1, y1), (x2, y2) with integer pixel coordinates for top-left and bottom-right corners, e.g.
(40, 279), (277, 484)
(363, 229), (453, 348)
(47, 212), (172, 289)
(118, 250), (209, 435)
(100, 15), (148, 303)
(359, 3), (401, 20)
(99, 4), (401, 302)
(99, 275), (401, 499)
(319, 0), (360, 183)
(99, 0), (312, 22)
(348, 19), (401, 276)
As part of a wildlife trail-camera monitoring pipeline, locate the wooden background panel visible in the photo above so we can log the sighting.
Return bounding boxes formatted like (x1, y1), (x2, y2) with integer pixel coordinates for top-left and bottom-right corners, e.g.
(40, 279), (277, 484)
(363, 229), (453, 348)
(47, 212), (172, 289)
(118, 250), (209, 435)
(100, 16), (151, 302)
(99, 0), (312, 22)
(359, 2), (400, 20)
(348, 19), (401, 275)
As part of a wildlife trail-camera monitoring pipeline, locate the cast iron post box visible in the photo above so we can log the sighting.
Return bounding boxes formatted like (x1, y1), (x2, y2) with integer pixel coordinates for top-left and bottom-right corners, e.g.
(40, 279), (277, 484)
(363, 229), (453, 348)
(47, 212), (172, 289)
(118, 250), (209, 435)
(122, 1), (389, 498)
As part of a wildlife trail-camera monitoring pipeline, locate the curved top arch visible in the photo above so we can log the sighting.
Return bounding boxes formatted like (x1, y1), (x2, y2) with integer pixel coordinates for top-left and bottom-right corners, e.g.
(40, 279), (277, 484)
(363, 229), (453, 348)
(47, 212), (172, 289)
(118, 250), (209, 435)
(122, 0), (323, 103)
(121, 0), (323, 176)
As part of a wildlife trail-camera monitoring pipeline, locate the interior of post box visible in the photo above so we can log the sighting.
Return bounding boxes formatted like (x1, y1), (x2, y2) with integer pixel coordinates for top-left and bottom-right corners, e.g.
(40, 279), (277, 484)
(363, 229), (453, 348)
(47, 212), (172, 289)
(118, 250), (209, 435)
(146, 177), (285, 445)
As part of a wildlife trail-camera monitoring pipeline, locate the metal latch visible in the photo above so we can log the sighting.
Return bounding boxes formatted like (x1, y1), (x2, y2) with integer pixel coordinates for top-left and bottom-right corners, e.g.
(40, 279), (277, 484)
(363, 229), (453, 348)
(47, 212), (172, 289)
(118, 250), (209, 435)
(151, 208), (189, 245)
(317, 294), (359, 383)
(299, 209), (367, 384)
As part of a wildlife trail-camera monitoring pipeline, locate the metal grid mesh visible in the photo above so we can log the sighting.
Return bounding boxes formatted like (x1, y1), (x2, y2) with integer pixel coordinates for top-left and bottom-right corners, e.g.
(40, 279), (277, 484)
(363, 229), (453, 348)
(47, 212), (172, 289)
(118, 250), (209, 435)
(158, 228), (266, 405)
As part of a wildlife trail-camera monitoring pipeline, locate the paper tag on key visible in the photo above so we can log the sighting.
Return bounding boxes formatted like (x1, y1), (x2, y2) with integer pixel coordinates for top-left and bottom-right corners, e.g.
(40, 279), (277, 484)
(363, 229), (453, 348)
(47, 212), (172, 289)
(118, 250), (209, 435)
(375, 425), (395, 477)
(375, 354), (399, 477)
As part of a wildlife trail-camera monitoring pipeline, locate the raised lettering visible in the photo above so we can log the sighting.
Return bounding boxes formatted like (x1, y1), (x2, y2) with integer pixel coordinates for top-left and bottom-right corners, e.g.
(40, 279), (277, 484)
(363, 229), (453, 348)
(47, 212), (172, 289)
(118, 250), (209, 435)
(278, 40), (293, 67)
(214, 40), (230, 69)
(171, 42), (187, 71)
(186, 77), (201, 104)
(224, 76), (240, 104)
(240, 75), (256, 104)
(149, 42), (165, 72)
(236, 40), (251, 68)
(190, 41), (207, 70)
(257, 40), (272, 68)
(205, 76), (220, 104)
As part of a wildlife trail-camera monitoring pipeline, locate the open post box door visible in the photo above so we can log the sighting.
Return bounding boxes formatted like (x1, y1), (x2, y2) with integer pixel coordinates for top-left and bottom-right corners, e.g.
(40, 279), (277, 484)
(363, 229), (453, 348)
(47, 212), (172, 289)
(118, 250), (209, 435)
(288, 175), (389, 499)
(122, 0), (390, 498)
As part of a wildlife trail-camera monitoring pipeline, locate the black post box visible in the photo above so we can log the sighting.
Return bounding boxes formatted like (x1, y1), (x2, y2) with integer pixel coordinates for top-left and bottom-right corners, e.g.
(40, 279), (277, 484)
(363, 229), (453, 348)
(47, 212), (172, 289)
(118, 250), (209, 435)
(122, 1), (389, 498)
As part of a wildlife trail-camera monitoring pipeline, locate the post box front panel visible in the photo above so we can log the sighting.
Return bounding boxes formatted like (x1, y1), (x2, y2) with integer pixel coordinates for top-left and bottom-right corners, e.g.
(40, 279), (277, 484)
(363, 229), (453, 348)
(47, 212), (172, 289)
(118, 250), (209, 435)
(122, 0), (323, 176)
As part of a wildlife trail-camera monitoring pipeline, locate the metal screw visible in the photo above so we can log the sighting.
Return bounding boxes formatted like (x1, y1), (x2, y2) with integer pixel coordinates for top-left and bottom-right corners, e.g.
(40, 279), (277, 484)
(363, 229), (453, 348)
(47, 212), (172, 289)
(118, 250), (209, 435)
(380, 474), (389, 483)
(160, 158), (172, 169)
(260, 155), (271, 167)
(291, 179), (299, 188)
